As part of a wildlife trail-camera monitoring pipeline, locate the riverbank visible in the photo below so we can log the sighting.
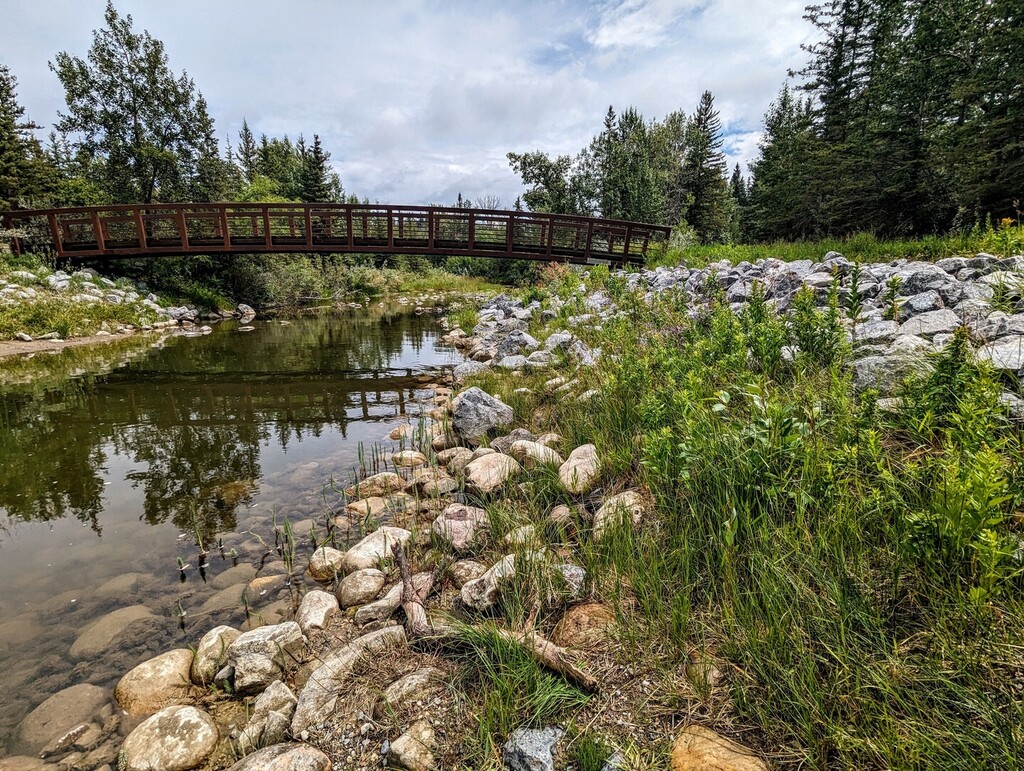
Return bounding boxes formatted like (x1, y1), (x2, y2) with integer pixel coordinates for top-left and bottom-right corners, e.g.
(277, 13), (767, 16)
(5, 252), (1023, 769)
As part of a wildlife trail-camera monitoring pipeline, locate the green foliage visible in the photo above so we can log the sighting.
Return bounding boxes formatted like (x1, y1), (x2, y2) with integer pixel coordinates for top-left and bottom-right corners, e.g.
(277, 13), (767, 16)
(0, 64), (56, 211)
(464, 270), (1024, 767)
(50, 1), (212, 204)
(456, 623), (589, 762)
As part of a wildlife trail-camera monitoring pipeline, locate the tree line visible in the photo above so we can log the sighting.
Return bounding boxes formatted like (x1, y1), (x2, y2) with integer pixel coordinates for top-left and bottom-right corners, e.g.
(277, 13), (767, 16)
(2, 0), (1021, 248)
(508, 0), (1022, 243)
(0, 2), (345, 213)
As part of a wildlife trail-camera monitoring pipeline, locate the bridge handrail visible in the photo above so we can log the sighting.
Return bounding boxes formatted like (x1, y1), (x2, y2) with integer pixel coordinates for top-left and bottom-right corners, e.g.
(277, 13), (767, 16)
(3, 202), (671, 266)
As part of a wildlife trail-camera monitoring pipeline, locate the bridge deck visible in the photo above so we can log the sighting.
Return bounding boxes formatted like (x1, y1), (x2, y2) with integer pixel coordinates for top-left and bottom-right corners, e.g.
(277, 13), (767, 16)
(3, 203), (670, 265)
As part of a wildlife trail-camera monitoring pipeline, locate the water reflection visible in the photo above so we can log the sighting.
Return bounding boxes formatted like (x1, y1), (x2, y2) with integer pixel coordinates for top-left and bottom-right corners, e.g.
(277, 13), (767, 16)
(0, 304), (456, 748)
(0, 307), (448, 537)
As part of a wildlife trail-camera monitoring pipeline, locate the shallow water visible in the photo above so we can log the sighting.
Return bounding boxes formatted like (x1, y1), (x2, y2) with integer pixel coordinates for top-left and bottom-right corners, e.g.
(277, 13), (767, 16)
(0, 305), (456, 750)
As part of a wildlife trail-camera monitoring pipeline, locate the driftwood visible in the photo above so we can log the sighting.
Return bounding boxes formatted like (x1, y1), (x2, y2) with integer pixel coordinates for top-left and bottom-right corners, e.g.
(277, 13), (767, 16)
(390, 542), (599, 692)
(391, 541), (434, 637)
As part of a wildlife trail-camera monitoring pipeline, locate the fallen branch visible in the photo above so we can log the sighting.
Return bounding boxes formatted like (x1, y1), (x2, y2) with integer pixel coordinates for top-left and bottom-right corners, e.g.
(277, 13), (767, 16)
(391, 541), (434, 637)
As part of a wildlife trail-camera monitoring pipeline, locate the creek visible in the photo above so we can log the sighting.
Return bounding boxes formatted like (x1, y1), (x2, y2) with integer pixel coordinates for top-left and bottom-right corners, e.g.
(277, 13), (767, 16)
(0, 305), (456, 751)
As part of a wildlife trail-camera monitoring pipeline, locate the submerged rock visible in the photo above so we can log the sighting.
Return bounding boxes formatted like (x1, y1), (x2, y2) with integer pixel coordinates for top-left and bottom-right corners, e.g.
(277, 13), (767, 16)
(14, 683), (108, 756)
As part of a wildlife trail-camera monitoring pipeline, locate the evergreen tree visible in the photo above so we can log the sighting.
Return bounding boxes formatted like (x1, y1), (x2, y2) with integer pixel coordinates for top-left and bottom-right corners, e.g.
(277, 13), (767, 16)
(298, 134), (341, 202)
(190, 97), (232, 202)
(0, 64), (55, 211)
(236, 119), (259, 184)
(749, 85), (824, 240)
(681, 91), (730, 243)
(50, 1), (210, 203)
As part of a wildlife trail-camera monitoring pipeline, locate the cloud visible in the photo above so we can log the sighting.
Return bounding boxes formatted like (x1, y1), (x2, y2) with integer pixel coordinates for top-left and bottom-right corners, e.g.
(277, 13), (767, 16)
(4, 0), (814, 207)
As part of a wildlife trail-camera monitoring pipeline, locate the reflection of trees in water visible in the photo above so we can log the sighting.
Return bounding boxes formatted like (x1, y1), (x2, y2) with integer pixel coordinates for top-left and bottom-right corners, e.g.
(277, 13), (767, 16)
(0, 309), (442, 535)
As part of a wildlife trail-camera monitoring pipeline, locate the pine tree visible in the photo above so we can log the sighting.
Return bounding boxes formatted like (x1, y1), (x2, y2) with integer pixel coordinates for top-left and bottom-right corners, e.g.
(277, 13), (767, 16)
(681, 91), (730, 243)
(0, 64), (55, 211)
(298, 134), (340, 202)
(236, 119), (259, 184)
(191, 96), (231, 202)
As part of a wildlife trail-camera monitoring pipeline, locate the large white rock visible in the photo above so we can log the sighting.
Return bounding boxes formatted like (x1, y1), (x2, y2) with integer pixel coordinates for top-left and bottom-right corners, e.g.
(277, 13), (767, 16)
(508, 440), (564, 469)
(307, 546), (346, 582)
(228, 622), (305, 693)
(337, 568), (386, 608)
(121, 705), (219, 771)
(431, 503), (490, 551)
(291, 626), (407, 734)
(558, 444), (600, 494)
(977, 335), (1024, 371)
(461, 554), (517, 610)
(452, 387), (513, 440)
(592, 491), (646, 541)
(191, 625), (241, 685)
(237, 680), (297, 754)
(226, 743), (332, 771)
(114, 649), (195, 716)
(464, 453), (521, 494)
(344, 471), (407, 498)
(342, 526), (412, 572)
(294, 590), (339, 634)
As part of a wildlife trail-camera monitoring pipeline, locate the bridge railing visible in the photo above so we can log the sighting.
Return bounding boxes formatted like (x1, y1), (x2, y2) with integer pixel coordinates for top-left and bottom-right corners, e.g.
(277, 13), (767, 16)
(3, 203), (671, 265)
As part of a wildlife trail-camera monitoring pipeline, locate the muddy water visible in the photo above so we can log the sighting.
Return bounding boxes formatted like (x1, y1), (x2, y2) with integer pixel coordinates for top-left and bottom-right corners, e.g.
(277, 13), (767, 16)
(0, 305), (456, 751)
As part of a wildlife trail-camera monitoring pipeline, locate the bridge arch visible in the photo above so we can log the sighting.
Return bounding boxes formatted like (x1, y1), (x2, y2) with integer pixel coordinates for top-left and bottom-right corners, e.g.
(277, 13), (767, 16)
(3, 203), (670, 266)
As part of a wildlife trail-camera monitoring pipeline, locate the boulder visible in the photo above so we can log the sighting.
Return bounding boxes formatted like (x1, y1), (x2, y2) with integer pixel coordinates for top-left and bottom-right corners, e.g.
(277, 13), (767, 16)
(431, 503), (490, 551)
(237, 680), (297, 754)
(307, 546), (346, 582)
(503, 726), (564, 771)
(461, 554), (516, 610)
(897, 308), (960, 338)
(375, 668), (444, 717)
(337, 568), (387, 608)
(69, 605), (155, 660)
(226, 744), (331, 771)
(453, 360), (489, 383)
(551, 603), (616, 648)
(559, 444), (600, 494)
(669, 725), (766, 771)
(121, 706), (219, 771)
(449, 559), (488, 588)
(14, 684), (108, 755)
(593, 491), (646, 540)
(191, 625), (241, 685)
(228, 622), (306, 694)
(114, 649), (195, 716)
(294, 590), (339, 634)
(452, 387), (513, 440)
(508, 440), (564, 469)
(342, 526), (412, 572)
(392, 450), (427, 467)
(291, 626), (407, 734)
(388, 719), (435, 771)
(344, 471), (407, 498)
(977, 335), (1024, 372)
(464, 453), (521, 494)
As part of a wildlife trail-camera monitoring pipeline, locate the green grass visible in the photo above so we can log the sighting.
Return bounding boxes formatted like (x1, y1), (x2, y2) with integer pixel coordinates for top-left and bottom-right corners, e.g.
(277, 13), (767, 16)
(457, 270), (1024, 768)
(650, 224), (1024, 268)
(0, 296), (157, 340)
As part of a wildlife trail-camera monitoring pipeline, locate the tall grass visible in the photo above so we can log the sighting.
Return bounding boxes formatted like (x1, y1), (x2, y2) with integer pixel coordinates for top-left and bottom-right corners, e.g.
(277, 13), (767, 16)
(466, 271), (1024, 767)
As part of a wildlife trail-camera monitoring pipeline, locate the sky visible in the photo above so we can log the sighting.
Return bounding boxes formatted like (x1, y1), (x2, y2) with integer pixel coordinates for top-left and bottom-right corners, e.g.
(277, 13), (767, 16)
(4, 0), (815, 207)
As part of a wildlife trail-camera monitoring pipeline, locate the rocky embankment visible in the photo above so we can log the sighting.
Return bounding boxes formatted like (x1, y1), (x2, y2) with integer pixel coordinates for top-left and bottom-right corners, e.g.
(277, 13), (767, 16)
(0, 264), (257, 347)
(7, 252), (1022, 771)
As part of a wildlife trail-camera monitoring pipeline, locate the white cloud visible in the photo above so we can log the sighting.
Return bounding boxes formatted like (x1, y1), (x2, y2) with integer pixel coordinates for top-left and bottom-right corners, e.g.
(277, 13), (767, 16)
(4, 0), (814, 208)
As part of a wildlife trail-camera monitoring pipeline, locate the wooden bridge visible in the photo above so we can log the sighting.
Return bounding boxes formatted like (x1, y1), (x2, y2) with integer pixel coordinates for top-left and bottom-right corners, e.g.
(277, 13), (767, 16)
(2, 203), (670, 266)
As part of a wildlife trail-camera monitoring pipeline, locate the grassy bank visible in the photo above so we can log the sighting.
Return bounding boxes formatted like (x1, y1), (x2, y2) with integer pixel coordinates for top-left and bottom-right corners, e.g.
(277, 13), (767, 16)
(655, 221), (1024, 268)
(457, 269), (1024, 768)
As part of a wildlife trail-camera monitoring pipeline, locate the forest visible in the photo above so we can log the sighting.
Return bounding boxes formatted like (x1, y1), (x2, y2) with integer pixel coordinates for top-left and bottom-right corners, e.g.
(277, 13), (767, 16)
(1, 0), (1022, 268)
